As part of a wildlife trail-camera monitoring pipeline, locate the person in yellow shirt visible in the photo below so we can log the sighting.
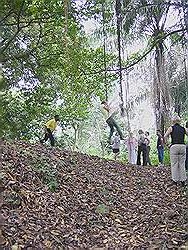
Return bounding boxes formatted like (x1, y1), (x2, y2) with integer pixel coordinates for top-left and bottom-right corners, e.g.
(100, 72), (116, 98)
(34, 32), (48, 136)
(40, 115), (60, 146)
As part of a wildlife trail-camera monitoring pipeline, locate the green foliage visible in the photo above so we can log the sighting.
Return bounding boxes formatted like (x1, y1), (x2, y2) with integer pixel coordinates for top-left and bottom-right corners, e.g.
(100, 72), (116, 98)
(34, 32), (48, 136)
(47, 179), (58, 192)
(18, 147), (58, 191)
(5, 193), (21, 207)
(149, 136), (170, 166)
(150, 146), (170, 166)
(1, 0), (187, 159)
(34, 160), (58, 192)
(1, 0), (118, 140)
(167, 44), (188, 117)
(96, 203), (109, 215)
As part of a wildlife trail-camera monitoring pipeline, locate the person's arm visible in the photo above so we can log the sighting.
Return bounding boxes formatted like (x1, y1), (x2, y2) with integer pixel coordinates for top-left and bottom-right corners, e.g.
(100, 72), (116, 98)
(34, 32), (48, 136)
(134, 138), (138, 146)
(185, 128), (188, 135)
(102, 104), (110, 112)
(164, 127), (172, 143)
(160, 137), (164, 146)
(145, 137), (150, 145)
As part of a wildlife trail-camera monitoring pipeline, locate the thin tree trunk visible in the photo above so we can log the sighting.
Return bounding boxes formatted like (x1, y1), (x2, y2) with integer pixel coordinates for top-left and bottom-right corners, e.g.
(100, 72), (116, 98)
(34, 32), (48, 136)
(154, 42), (171, 133)
(116, 0), (124, 108)
(182, 38), (188, 103)
(64, 0), (68, 47)
(181, 0), (188, 34)
(125, 71), (131, 134)
(72, 123), (78, 151)
(102, 1), (108, 101)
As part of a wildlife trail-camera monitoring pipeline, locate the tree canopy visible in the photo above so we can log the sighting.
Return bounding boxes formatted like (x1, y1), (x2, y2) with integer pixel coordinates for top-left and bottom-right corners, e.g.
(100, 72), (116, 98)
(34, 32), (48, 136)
(1, 0), (187, 151)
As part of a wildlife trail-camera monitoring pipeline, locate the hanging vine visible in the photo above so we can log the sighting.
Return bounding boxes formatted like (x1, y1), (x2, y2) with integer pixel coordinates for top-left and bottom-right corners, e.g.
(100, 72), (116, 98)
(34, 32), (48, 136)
(115, 0), (124, 114)
(102, 1), (108, 101)
(64, 0), (68, 46)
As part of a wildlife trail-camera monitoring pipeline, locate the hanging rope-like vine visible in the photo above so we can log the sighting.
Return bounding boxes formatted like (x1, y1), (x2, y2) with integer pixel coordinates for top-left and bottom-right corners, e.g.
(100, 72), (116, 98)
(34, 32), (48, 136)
(64, 0), (68, 46)
(102, 1), (108, 101)
(116, 0), (125, 117)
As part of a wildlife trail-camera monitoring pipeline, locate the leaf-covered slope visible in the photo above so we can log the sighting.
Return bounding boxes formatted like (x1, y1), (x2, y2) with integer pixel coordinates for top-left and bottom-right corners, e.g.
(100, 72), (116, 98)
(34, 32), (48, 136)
(0, 140), (187, 249)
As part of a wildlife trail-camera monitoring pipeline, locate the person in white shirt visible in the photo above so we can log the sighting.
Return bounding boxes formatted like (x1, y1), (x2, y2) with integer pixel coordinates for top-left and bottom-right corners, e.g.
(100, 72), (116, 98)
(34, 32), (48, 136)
(125, 132), (137, 164)
(101, 100), (124, 143)
(136, 129), (147, 166)
(111, 132), (120, 160)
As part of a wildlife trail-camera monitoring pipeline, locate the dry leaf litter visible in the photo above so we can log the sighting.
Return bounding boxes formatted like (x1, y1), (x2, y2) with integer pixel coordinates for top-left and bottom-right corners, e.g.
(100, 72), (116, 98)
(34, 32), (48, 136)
(0, 140), (187, 249)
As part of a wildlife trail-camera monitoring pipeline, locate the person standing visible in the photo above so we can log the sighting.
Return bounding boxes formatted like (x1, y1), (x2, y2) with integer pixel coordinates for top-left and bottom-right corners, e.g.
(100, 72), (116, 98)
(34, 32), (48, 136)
(137, 129), (147, 166)
(164, 115), (188, 186)
(101, 101), (124, 143)
(145, 131), (152, 165)
(126, 133), (137, 164)
(111, 132), (120, 160)
(40, 115), (60, 146)
(156, 129), (164, 166)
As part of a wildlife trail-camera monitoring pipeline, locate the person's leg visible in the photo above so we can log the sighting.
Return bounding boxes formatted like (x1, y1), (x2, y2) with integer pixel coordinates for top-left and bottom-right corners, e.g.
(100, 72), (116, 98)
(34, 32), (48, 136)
(157, 147), (161, 163)
(170, 145), (179, 183)
(147, 146), (151, 165)
(158, 147), (163, 164)
(127, 146), (131, 163)
(114, 153), (116, 160)
(145, 146), (149, 164)
(185, 145), (188, 171)
(146, 146), (150, 165)
(133, 149), (137, 164)
(115, 152), (119, 160)
(48, 130), (55, 146)
(178, 145), (187, 183)
(142, 144), (147, 166)
(137, 146), (141, 165)
(161, 147), (164, 164)
(111, 118), (123, 140)
(40, 130), (49, 143)
(106, 118), (115, 142)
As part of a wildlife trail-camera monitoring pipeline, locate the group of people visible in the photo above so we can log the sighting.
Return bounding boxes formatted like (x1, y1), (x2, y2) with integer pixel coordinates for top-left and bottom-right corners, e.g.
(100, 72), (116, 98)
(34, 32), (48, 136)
(111, 129), (160, 166)
(40, 100), (188, 187)
(101, 100), (159, 166)
(101, 100), (188, 186)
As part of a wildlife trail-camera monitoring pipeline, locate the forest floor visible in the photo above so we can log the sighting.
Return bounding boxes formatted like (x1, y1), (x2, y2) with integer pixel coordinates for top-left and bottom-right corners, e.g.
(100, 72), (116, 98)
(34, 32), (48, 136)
(0, 140), (187, 249)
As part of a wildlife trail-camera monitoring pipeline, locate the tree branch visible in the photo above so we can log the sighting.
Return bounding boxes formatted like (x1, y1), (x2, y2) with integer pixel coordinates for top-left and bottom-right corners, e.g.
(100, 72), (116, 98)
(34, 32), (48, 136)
(2, 18), (56, 27)
(0, 9), (14, 24)
(1, 20), (34, 53)
(91, 28), (186, 75)
(2, 23), (43, 62)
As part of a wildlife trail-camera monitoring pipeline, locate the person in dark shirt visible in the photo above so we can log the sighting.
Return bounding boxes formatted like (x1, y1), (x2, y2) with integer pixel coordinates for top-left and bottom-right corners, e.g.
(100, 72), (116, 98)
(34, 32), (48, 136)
(145, 131), (152, 165)
(156, 130), (164, 166)
(164, 115), (188, 186)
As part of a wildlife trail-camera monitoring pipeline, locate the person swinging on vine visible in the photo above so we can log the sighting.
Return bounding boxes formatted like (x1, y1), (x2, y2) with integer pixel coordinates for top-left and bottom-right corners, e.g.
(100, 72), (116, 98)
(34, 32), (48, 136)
(101, 100), (124, 144)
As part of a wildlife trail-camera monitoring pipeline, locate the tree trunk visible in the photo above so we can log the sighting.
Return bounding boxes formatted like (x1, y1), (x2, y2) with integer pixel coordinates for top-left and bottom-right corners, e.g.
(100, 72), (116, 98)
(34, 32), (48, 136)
(181, 0), (188, 34)
(72, 123), (78, 151)
(116, 0), (124, 109)
(154, 42), (171, 133)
